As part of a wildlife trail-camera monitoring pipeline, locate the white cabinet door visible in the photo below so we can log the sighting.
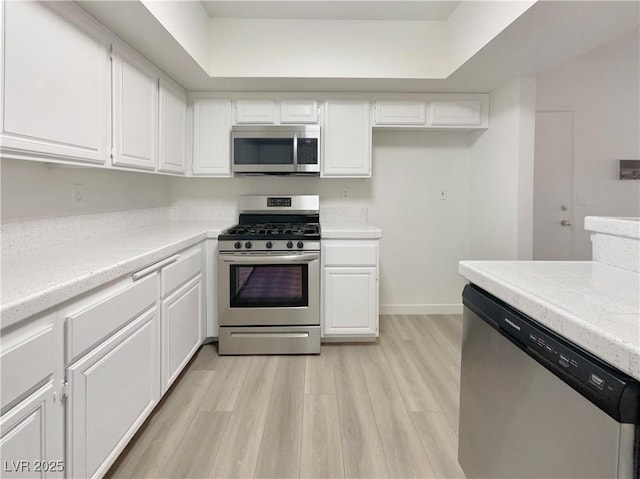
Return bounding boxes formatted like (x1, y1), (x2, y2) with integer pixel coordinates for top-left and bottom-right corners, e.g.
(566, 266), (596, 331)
(112, 44), (158, 171)
(280, 100), (319, 124)
(1, 1), (110, 164)
(192, 99), (232, 176)
(321, 100), (372, 177)
(234, 100), (276, 124)
(161, 276), (202, 393)
(0, 382), (64, 479)
(67, 307), (159, 479)
(430, 100), (482, 127)
(374, 100), (427, 126)
(323, 267), (378, 336)
(158, 77), (187, 174)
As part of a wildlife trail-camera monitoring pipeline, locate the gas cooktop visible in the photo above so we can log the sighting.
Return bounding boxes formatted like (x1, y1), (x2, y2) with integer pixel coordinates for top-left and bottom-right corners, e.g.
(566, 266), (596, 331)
(218, 195), (321, 251)
(219, 222), (320, 241)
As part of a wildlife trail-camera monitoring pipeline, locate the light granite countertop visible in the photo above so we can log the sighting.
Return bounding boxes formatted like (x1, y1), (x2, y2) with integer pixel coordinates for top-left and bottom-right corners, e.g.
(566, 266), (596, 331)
(1, 221), (230, 329)
(459, 260), (640, 381)
(1, 219), (382, 329)
(320, 222), (383, 239)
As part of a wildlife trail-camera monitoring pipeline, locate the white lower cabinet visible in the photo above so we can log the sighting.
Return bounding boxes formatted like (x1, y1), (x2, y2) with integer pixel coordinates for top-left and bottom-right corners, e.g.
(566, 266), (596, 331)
(322, 240), (379, 338)
(161, 275), (202, 393)
(66, 307), (159, 479)
(0, 312), (64, 478)
(0, 382), (63, 479)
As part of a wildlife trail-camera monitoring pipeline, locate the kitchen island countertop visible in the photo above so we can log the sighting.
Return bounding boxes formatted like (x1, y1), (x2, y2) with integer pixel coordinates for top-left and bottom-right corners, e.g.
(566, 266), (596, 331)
(459, 260), (640, 381)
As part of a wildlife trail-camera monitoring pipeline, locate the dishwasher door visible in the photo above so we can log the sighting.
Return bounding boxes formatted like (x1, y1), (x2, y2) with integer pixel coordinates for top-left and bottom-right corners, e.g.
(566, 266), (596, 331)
(459, 293), (636, 478)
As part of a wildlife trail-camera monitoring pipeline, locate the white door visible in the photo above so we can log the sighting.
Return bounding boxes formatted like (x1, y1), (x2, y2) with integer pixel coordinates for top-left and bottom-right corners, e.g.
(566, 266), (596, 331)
(158, 77), (187, 174)
(161, 276), (202, 393)
(0, 382), (64, 478)
(533, 110), (575, 260)
(323, 267), (377, 336)
(192, 99), (232, 176)
(67, 308), (159, 479)
(112, 45), (158, 171)
(322, 100), (372, 177)
(1, 1), (110, 164)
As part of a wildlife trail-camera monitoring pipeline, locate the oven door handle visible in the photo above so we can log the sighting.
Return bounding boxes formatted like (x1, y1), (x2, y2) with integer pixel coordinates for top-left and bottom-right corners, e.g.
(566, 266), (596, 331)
(220, 252), (319, 263)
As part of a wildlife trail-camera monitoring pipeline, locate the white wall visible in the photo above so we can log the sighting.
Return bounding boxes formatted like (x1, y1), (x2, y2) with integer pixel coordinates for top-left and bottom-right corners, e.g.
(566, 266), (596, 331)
(535, 29), (640, 259)
(468, 77), (537, 260)
(207, 18), (448, 78)
(169, 130), (474, 313)
(1, 159), (170, 223)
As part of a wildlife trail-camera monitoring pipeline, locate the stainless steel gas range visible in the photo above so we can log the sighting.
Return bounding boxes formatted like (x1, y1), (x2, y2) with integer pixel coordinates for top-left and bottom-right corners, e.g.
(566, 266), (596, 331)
(217, 195), (321, 355)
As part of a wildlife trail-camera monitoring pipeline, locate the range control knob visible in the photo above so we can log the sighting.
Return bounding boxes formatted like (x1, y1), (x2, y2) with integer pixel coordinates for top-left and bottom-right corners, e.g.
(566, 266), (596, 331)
(265, 241), (273, 249)
(286, 240), (294, 249)
(244, 241), (252, 249)
(234, 241), (242, 249)
(297, 241), (304, 249)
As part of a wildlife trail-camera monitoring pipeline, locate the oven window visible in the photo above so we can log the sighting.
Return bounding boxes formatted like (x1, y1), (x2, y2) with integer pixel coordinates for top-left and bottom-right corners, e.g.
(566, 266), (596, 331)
(234, 138), (294, 165)
(230, 264), (308, 308)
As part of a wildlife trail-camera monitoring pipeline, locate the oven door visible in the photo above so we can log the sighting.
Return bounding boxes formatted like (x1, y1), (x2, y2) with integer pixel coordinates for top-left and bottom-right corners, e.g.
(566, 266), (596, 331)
(218, 251), (320, 326)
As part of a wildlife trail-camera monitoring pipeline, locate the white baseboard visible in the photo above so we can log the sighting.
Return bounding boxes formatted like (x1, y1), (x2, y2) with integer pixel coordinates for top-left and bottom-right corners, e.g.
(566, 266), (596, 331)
(379, 304), (463, 315)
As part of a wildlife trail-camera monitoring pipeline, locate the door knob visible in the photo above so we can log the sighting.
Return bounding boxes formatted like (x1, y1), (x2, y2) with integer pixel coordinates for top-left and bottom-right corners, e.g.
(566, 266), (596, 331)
(561, 220), (573, 227)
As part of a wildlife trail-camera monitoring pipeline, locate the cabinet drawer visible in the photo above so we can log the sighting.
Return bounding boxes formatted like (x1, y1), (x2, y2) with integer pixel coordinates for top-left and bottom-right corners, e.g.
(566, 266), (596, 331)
(161, 247), (203, 298)
(1, 320), (57, 410)
(322, 241), (378, 266)
(66, 273), (157, 363)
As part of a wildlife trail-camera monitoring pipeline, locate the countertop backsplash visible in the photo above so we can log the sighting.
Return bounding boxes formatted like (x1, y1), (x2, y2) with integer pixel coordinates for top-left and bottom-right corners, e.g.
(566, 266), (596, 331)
(1, 207), (170, 254)
(319, 206), (368, 224)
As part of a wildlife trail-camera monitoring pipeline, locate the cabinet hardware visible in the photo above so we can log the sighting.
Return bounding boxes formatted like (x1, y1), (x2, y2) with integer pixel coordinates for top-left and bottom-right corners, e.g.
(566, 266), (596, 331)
(131, 254), (179, 280)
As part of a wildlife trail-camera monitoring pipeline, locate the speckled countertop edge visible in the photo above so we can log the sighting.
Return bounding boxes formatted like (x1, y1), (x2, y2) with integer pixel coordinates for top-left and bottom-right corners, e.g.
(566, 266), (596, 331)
(459, 260), (640, 381)
(585, 216), (640, 240)
(320, 222), (383, 239)
(1, 221), (230, 329)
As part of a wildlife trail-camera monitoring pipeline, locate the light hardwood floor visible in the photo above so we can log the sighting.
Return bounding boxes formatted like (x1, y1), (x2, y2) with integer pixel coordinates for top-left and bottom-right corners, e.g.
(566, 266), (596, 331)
(106, 315), (466, 479)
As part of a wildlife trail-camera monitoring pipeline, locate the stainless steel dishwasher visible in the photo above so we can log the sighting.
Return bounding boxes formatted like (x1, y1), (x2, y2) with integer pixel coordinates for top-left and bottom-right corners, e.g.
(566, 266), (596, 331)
(459, 284), (640, 479)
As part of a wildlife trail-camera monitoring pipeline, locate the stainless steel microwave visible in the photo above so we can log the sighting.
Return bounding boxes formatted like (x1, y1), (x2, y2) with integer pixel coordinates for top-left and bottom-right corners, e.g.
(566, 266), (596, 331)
(231, 125), (320, 175)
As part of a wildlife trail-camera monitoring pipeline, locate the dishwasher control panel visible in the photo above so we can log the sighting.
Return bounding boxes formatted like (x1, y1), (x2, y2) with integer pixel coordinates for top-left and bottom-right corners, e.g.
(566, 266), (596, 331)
(498, 311), (624, 401)
(463, 284), (640, 424)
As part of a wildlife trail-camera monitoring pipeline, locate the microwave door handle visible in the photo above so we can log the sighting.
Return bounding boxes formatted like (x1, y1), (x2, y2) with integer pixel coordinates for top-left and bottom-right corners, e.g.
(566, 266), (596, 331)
(293, 134), (298, 171)
(220, 253), (319, 263)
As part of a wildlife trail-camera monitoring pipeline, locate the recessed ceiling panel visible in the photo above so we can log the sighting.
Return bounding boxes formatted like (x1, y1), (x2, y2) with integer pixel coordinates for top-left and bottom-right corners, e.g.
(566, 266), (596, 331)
(200, 1), (461, 21)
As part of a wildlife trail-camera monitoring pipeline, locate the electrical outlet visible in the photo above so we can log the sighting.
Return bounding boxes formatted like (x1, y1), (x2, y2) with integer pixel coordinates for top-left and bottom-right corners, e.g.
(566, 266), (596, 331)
(342, 188), (349, 199)
(439, 189), (447, 200)
(72, 184), (83, 206)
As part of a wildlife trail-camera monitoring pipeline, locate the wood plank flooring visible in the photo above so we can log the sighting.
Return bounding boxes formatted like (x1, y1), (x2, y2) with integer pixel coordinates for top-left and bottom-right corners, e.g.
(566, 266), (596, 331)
(106, 315), (466, 479)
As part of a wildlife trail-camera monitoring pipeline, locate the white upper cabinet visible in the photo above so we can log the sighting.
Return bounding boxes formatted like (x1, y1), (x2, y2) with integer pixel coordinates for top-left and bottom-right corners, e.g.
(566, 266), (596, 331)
(192, 98), (233, 177)
(322, 100), (372, 178)
(280, 100), (319, 124)
(235, 99), (276, 124)
(112, 44), (159, 171)
(374, 100), (427, 126)
(1, 1), (110, 164)
(158, 77), (187, 174)
(430, 99), (484, 127)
